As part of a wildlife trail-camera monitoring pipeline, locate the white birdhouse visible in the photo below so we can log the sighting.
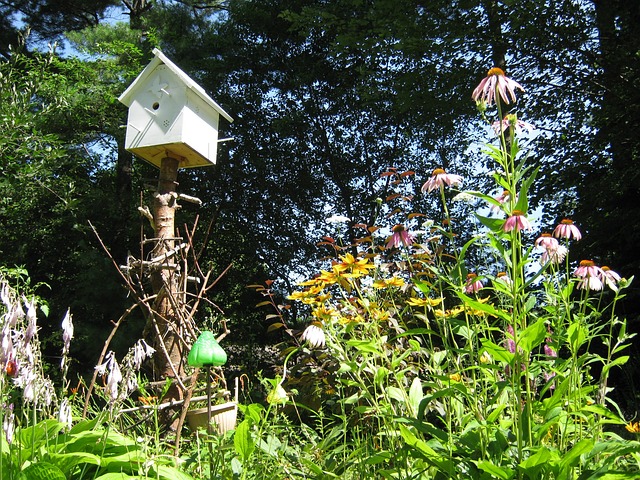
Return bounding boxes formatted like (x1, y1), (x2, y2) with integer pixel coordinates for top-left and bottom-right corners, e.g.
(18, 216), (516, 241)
(118, 48), (233, 169)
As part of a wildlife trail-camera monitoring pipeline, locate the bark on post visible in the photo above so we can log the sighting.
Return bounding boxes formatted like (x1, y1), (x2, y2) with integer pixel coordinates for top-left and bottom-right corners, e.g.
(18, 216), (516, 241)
(151, 156), (184, 427)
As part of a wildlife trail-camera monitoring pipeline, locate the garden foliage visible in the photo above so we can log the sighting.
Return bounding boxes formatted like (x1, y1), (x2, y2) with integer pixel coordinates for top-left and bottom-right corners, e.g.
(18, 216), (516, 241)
(2, 63), (640, 480)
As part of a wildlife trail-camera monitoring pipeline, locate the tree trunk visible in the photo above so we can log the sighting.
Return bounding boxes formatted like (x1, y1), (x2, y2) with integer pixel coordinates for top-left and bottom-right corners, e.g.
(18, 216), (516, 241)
(151, 157), (185, 430)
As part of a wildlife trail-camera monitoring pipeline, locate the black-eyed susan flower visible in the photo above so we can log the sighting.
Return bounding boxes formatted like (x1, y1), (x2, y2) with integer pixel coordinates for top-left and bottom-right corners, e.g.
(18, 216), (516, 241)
(625, 421), (640, 434)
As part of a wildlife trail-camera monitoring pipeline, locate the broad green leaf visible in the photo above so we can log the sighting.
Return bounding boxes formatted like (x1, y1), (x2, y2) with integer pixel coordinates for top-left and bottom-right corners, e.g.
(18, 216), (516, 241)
(481, 340), (515, 364)
(567, 322), (587, 353)
(518, 446), (558, 478)
(601, 355), (629, 377)
(234, 419), (255, 462)
(398, 425), (454, 473)
(258, 434), (282, 456)
(514, 166), (539, 214)
(386, 386), (405, 404)
(475, 213), (506, 233)
(44, 452), (101, 475)
(475, 460), (515, 479)
(155, 464), (196, 480)
(346, 339), (380, 354)
(558, 438), (594, 475)
(19, 462), (66, 480)
(92, 474), (136, 480)
(374, 366), (389, 384)
(456, 292), (511, 321)
(518, 318), (547, 352)
(365, 451), (393, 465)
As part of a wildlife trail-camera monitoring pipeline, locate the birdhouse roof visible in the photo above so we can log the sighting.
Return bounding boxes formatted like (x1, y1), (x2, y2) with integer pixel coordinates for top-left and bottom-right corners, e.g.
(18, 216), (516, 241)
(118, 48), (233, 123)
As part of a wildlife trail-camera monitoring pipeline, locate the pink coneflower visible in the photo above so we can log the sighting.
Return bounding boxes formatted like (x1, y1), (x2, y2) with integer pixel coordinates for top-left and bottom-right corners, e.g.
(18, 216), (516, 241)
(505, 325), (516, 354)
(421, 168), (463, 194)
(536, 233), (567, 264)
(544, 329), (557, 358)
(494, 271), (513, 288)
(601, 266), (621, 292)
(491, 190), (513, 213)
(386, 224), (415, 249)
(301, 324), (326, 348)
(535, 233), (558, 250)
(503, 210), (532, 232)
(574, 260), (604, 291)
(553, 219), (582, 241)
(472, 67), (525, 107)
(464, 273), (483, 294)
(492, 114), (535, 135)
(541, 245), (568, 265)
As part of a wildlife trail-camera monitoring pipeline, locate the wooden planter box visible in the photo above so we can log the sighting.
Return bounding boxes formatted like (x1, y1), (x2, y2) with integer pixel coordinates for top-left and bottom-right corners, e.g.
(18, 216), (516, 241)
(186, 401), (237, 435)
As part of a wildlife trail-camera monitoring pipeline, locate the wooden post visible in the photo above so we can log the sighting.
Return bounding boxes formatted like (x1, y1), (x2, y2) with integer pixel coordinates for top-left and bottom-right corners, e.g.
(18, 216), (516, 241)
(151, 156), (184, 427)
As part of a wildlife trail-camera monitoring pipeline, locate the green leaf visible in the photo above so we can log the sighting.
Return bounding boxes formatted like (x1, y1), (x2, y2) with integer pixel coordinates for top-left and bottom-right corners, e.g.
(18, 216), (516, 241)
(238, 403), (263, 424)
(456, 292), (510, 321)
(44, 452), (101, 475)
(386, 386), (405, 404)
(558, 438), (594, 475)
(514, 166), (539, 214)
(154, 464), (196, 480)
(481, 340), (514, 364)
(518, 318), (547, 353)
(258, 434), (282, 456)
(398, 425), (453, 473)
(517, 446), (557, 478)
(234, 419), (255, 463)
(19, 462), (66, 480)
(346, 339), (380, 354)
(475, 460), (515, 479)
(567, 322), (587, 353)
(601, 355), (629, 377)
(93, 474), (137, 480)
(365, 451), (393, 465)
(475, 212), (506, 233)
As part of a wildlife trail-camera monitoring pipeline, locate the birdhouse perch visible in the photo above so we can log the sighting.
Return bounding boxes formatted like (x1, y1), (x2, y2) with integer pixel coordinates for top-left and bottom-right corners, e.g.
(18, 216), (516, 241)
(118, 48), (233, 169)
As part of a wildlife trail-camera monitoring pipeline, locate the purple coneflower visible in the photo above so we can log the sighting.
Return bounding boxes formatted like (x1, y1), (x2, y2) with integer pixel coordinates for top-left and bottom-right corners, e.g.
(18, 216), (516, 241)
(503, 210), (532, 232)
(505, 325), (516, 354)
(472, 67), (525, 106)
(553, 218), (582, 241)
(492, 114), (535, 135)
(574, 260), (604, 291)
(386, 224), (415, 249)
(541, 245), (568, 265)
(301, 324), (325, 348)
(535, 233), (558, 250)
(421, 168), (463, 194)
(601, 266), (621, 292)
(494, 271), (513, 288)
(464, 273), (483, 294)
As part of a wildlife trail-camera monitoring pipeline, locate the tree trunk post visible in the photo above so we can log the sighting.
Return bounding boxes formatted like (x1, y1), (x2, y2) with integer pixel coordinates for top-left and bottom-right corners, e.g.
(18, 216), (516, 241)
(151, 156), (184, 428)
